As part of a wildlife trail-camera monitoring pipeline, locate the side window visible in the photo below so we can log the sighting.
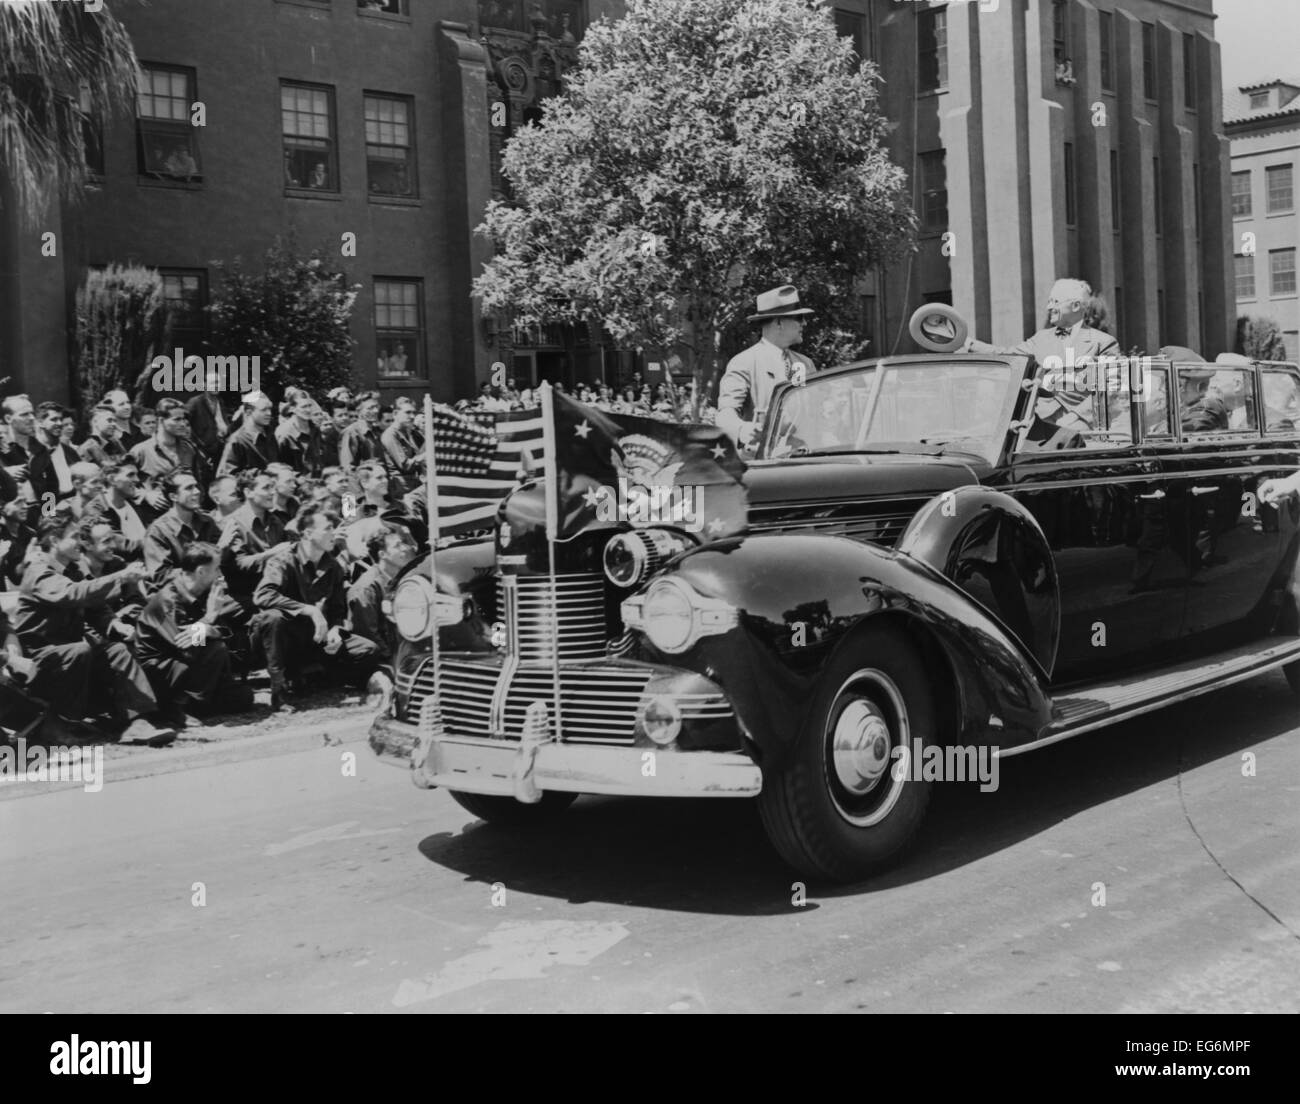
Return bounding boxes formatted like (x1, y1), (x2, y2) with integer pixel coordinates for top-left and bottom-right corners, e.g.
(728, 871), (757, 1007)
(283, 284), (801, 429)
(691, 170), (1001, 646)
(1139, 365), (1174, 439)
(1098, 359), (1135, 446)
(1015, 370), (1099, 453)
(1262, 367), (1300, 434)
(1177, 366), (1258, 435)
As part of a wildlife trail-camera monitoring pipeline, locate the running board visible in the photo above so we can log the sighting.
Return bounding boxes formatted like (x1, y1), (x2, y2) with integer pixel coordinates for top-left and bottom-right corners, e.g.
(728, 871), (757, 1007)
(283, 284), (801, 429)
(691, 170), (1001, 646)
(999, 637), (1300, 758)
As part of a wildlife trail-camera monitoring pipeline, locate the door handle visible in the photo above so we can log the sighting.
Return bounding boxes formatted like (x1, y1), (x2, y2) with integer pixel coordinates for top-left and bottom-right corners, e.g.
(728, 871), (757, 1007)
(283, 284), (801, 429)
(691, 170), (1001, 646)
(1190, 486), (1218, 496)
(1137, 490), (1166, 500)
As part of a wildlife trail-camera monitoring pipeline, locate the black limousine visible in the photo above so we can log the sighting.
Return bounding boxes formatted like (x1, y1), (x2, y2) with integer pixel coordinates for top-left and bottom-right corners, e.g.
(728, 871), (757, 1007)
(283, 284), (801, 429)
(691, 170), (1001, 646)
(370, 350), (1300, 881)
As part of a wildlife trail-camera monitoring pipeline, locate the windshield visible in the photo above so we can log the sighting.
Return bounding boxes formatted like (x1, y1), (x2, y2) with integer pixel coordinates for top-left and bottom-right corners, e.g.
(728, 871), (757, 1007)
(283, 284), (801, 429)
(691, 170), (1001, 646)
(765, 360), (1019, 464)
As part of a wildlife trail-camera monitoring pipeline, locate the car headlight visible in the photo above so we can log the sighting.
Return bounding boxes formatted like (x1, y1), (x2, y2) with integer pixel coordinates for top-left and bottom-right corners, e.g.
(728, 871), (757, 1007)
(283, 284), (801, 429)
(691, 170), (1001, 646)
(393, 577), (434, 641)
(392, 577), (468, 642)
(621, 577), (738, 655)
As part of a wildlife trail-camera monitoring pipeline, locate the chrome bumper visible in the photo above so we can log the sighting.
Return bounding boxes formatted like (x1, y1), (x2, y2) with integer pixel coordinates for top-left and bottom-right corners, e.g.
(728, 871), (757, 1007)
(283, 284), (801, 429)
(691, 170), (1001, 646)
(369, 712), (762, 799)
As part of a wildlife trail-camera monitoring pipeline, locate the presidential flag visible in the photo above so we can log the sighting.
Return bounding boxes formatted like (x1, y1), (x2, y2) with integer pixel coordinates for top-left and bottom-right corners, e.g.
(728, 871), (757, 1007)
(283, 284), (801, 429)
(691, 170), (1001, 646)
(545, 387), (749, 542)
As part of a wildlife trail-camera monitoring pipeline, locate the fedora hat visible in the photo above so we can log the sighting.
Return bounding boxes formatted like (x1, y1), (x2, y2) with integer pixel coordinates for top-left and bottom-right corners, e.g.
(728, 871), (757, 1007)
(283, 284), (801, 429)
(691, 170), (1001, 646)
(748, 285), (815, 323)
(1214, 352), (1253, 366)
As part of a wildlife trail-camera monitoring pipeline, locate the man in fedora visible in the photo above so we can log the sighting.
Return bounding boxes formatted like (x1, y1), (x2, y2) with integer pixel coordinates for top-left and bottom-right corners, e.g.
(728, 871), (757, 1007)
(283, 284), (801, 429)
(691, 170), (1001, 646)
(1178, 364), (1230, 433)
(964, 277), (1119, 432)
(716, 286), (817, 449)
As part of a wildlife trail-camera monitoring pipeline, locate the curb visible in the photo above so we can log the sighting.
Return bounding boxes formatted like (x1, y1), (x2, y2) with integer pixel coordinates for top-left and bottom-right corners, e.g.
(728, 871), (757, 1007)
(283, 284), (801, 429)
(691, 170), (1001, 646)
(0, 714), (374, 801)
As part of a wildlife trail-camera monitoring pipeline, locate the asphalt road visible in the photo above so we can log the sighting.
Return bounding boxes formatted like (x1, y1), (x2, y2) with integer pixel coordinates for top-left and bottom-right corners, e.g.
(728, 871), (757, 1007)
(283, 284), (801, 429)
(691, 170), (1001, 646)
(2, 670), (1297, 1014)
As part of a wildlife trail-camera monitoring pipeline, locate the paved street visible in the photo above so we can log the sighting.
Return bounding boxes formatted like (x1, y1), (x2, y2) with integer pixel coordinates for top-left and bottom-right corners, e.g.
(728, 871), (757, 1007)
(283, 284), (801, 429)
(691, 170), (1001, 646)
(2, 671), (1297, 1014)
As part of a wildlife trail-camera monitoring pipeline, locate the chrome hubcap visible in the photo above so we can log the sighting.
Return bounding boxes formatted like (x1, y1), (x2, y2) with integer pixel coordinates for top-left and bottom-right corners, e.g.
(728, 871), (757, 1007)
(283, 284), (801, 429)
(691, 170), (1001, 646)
(831, 700), (892, 796)
(823, 669), (910, 828)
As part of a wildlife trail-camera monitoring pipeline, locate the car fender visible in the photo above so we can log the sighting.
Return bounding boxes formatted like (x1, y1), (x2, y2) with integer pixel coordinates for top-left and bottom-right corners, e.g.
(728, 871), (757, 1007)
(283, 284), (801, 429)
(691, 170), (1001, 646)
(897, 485), (1060, 676)
(664, 534), (1054, 767)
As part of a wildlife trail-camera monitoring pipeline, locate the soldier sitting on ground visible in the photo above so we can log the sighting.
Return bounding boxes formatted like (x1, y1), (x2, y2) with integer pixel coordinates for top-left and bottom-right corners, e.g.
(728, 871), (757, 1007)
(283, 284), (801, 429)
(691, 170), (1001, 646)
(135, 541), (254, 728)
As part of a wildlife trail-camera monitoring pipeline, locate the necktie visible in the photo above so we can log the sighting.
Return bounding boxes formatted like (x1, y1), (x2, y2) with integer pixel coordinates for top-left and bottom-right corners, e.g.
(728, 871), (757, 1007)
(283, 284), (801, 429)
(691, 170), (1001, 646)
(781, 349), (793, 379)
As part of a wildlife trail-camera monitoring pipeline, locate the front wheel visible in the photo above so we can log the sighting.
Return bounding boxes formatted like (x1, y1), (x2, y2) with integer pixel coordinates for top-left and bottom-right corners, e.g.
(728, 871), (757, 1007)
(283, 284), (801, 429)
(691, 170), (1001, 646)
(449, 789), (578, 824)
(758, 626), (936, 882)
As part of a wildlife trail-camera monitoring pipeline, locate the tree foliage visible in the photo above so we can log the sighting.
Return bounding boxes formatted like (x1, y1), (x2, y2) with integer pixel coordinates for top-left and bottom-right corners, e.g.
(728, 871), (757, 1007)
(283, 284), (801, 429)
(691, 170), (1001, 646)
(0, 0), (141, 226)
(208, 239), (360, 400)
(73, 264), (167, 420)
(473, 0), (915, 386)
(1236, 315), (1290, 361)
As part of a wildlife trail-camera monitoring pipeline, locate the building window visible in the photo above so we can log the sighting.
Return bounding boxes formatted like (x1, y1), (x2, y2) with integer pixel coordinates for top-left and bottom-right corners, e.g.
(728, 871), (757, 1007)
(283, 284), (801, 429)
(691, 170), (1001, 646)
(1231, 170), (1252, 217)
(160, 269), (207, 352)
(1271, 249), (1297, 296)
(919, 149), (947, 232)
(917, 8), (947, 93)
(833, 9), (868, 65)
(1193, 163), (1201, 239)
(1182, 33), (1196, 108)
(477, 1), (586, 41)
(1052, 1), (1068, 62)
(358, 0), (409, 13)
(375, 279), (424, 379)
(282, 82), (338, 192)
(1249, 90), (1269, 110)
(1235, 255), (1255, 300)
(1064, 143), (1077, 226)
(1109, 149), (1120, 233)
(1099, 11), (1114, 92)
(1152, 157), (1162, 235)
(1141, 22), (1156, 100)
(136, 64), (200, 181)
(79, 83), (105, 178)
(364, 93), (415, 197)
(1266, 164), (1294, 214)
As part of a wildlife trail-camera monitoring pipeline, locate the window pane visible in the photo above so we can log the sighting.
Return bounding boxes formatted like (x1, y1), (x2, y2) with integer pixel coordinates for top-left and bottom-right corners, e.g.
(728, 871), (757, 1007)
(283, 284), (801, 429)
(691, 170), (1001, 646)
(1179, 367), (1256, 433)
(1262, 369), (1299, 433)
(1099, 12), (1113, 90)
(1232, 171), (1252, 217)
(1235, 255), (1256, 299)
(918, 9), (947, 92)
(1271, 248), (1297, 296)
(375, 279), (423, 379)
(920, 149), (947, 231)
(1142, 22), (1156, 99)
(1266, 164), (1294, 213)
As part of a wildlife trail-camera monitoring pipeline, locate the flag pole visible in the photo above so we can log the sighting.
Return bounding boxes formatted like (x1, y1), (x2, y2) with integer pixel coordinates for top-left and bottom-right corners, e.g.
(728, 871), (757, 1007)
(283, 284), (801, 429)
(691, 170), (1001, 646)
(538, 382), (562, 743)
(423, 394), (441, 708)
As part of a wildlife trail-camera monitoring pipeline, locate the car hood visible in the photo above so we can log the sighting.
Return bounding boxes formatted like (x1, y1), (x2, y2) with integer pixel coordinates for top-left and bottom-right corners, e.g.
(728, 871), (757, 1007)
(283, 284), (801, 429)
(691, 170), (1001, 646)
(743, 452), (986, 507)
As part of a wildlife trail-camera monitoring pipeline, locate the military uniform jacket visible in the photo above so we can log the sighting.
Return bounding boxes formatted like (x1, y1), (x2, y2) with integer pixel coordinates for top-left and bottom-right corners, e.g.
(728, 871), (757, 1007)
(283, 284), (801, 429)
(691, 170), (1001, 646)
(13, 553), (117, 648)
(254, 545), (348, 627)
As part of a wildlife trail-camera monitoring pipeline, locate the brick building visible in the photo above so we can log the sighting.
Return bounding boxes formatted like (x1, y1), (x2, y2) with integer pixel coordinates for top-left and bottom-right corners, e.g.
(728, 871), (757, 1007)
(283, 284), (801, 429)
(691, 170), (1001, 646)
(1225, 79), (1299, 360)
(0, 0), (1238, 406)
(0, 0), (625, 407)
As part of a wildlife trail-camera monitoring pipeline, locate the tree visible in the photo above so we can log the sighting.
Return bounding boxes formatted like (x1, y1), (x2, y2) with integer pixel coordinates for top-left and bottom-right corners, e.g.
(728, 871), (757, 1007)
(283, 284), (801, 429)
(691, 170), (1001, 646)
(0, 0), (140, 226)
(208, 240), (361, 400)
(1236, 315), (1289, 361)
(73, 264), (168, 419)
(473, 0), (915, 406)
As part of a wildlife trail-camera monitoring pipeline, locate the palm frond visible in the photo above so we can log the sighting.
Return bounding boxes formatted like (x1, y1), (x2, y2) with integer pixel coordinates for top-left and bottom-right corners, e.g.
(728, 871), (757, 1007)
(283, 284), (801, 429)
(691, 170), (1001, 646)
(0, 0), (141, 226)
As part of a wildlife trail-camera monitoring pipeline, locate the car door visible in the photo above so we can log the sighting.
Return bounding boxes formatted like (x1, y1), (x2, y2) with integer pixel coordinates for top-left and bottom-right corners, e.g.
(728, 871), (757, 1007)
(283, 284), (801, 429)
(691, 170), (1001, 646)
(1161, 363), (1286, 643)
(1002, 368), (1188, 684)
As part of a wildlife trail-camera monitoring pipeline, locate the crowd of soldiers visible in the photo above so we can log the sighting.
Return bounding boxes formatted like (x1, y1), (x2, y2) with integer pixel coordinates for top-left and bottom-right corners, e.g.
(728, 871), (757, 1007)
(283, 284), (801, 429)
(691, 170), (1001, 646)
(0, 376), (438, 746)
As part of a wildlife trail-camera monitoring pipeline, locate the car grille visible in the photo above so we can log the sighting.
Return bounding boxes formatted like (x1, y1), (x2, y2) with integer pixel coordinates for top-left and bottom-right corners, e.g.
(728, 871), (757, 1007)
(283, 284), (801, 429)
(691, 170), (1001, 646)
(398, 657), (735, 745)
(502, 572), (607, 664)
(747, 497), (928, 547)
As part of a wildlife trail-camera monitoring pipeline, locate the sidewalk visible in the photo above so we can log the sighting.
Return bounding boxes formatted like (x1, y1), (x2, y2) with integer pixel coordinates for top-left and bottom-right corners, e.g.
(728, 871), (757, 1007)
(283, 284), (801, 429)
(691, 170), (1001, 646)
(0, 690), (377, 800)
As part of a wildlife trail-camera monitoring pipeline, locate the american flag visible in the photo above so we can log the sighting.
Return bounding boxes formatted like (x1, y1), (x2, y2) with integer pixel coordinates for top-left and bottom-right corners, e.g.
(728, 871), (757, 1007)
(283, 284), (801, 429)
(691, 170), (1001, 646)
(429, 405), (545, 535)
